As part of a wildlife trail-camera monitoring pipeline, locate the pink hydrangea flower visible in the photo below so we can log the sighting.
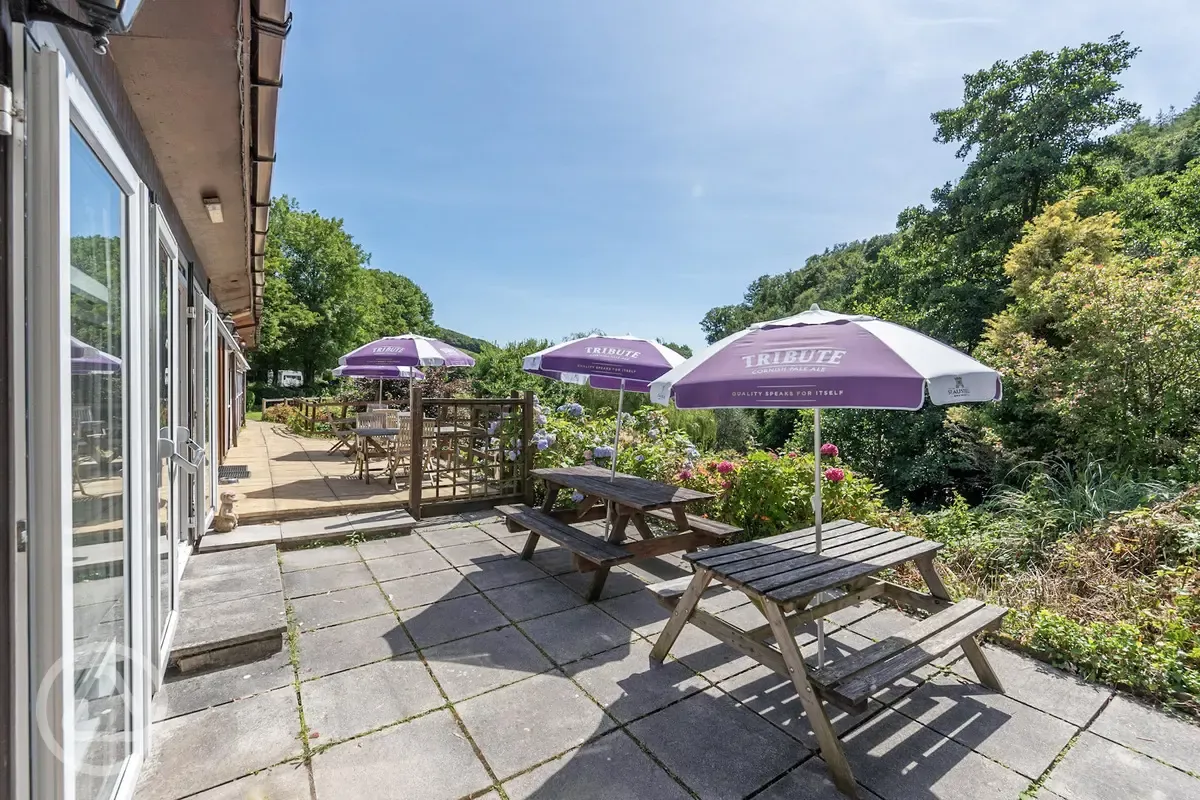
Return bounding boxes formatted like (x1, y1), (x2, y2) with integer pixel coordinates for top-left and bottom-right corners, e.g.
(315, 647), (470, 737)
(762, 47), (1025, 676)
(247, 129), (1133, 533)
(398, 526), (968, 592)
(820, 443), (839, 458)
(678, 469), (693, 481)
(716, 460), (735, 474)
(721, 480), (732, 490)
(824, 467), (846, 482)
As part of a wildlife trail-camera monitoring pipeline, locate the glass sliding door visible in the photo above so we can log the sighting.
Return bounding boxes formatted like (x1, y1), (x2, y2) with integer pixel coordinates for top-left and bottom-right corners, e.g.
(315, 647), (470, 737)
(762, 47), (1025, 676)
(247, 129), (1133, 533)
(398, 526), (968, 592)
(152, 214), (182, 654)
(26, 43), (150, 800)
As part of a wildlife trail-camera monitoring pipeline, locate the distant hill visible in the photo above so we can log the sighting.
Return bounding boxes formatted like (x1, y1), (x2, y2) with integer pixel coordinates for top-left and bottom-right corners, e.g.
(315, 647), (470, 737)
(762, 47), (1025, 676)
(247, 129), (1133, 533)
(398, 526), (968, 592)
(431, 326), (490, 354)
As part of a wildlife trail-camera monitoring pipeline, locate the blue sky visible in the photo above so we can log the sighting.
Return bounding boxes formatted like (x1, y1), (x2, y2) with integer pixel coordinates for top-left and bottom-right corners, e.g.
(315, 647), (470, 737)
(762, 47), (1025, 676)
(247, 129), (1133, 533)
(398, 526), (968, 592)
(274, 1), (1200, 351)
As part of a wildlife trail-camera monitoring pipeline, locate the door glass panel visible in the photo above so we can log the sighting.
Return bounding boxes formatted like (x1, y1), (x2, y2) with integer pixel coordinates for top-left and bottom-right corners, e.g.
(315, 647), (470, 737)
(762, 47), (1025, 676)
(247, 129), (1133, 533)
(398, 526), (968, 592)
(203, 309), (213, 516)
(68, 127), (131, 799)
(176, 275), (190, 548)
(156, 243), (172, 642)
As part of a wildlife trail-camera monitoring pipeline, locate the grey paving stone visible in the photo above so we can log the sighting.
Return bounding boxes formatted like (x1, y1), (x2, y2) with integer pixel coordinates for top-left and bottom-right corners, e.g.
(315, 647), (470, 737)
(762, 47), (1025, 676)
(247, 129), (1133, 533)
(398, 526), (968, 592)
(458, 557), (551, 591)
(528, 545), (577, 575)
(556, 567), (648, 600)
(170, 590), (287, 660)
(668, 625), (758, 682)
(484, 576), (586, 621)
(198, 524), (281, 552)
(154, 648), (294, 721)
(953, 644), (1112, 726)
(424, 626), (554, 701)
(620, 556), (692, 586)
(300, 654), (444, 742)
(718, 664), (882, 744)
(1089, 694), (1200, 774)
(519, 605), (638, 665)
(186, 763), (312, 800)
(398, 594), (509, 648)
(714, 599), (772, 631)
(597, 589), (673, 636)
(754, 758), (883, 800)
(461, 508), (503, 523)
(456, 671), (615, 779)
(504, 730), (692, 800)
(378, 569), (477, 610)
(298, 614), (412, 678)
(892, 672), (1077, 778)
(414, 515), (469, 530)
(564, 639), (709, 723)
(823, 599), (884, 627)
(841, 709), (1029, 800)
(1045, 731), (1200, 800)
(282, 560), (374, 599)
(435, 538), (514, 566)
(280, 515), (353, 539)
(344, 509), (415, 534)
(179, 547), (281, 607)
(475, 519), (514, 538)
(628, 688), (803, 800)
(419, 523), (493, 547)
(364, 548), (453, 582)
(280, 544), (361, 572)
(135, 686), (302, 800)
(355, 533), (430, 560)
(290, 583), (391, 631)
(311, 709), (492, 800)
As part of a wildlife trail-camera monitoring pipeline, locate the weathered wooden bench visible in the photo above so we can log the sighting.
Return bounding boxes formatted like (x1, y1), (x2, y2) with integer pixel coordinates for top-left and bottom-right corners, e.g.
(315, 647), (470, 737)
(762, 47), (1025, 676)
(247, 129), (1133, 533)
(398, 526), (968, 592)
(497, 504), (636, 600)
(644, 508), (742, 541)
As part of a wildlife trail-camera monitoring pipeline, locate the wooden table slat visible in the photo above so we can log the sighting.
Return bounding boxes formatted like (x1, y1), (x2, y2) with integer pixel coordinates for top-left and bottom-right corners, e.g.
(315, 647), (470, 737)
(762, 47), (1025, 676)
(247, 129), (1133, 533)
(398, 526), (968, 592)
(723, 529), (903, 584)
(766, 539), (942, 603)
(532, 465), (713, 511)
(689, 520), (863, 567)
(720, 527), (893, 579)
(732, 535), (927, 596)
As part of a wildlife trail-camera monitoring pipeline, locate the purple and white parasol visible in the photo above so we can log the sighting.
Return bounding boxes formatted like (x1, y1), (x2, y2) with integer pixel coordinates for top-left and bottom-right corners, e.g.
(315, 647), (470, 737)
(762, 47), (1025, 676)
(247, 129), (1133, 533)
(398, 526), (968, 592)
(71, 336), (121, 375)
(651, 306), (1002, 665)
(524, 335), (687, 534)
(340, 334), (476, 369)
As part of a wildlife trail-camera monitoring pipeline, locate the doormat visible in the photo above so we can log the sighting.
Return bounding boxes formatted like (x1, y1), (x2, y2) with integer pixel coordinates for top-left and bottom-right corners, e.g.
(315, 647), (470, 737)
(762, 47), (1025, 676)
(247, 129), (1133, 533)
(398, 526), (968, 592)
(218, 464), (251, 481)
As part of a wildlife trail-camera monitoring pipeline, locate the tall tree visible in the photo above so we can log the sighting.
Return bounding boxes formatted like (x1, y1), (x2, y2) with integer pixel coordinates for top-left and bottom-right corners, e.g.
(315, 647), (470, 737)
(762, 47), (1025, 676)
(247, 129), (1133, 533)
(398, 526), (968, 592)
(360, 268), (435, 341)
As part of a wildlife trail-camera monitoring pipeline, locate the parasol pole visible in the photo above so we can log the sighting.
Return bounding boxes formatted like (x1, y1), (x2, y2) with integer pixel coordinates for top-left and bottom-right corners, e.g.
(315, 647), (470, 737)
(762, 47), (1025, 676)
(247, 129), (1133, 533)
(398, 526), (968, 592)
(813, 407), (825, 668)
(378, 379), (384, 403)
(604, 378), (626, 538)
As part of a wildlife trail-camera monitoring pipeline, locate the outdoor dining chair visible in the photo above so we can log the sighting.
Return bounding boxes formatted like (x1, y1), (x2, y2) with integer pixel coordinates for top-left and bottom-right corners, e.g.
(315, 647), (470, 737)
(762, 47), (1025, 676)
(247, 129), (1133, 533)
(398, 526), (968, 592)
(353, 410), (392, 481)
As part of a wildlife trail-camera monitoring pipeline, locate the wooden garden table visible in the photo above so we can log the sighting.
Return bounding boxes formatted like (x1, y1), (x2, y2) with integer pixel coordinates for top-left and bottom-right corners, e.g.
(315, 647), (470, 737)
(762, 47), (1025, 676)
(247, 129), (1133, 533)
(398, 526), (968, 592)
(646, 519), (1008, 798)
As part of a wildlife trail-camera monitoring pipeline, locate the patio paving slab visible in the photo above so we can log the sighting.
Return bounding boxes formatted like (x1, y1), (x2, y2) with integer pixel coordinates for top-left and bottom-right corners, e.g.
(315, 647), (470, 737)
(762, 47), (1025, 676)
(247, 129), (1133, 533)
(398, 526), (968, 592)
(718, 664), (883, 744)
(344, 508), (417, 534)
(135, 686), (302, 800)
(556, 567), (649, 600)
(435, 539), (515, 566)
(518, 605), (638, 665)
(298, 614), (412, 678)
(503, 730), (692, 800)
(378, 568), (477, 610)
(187, 763), (312, 800)
(279, 514), (353, 541)
(178, 546), (281, 607)
(355, 533), (430, 560)
(419, 524), (493, 547)
(300, 654), (444, 742)
(564, 639), (709, 723)
(197, 523), (281, 552)
(282, 560), (374, 599)
(289, 583), (392, 631)
(840, 709), (1029, 800)
(597, 588), (673, 637)
(627, 688), (803, 800)
(423, 625), (555, 701)
(169, 590), (286, 669)
(154, 648), (294, 721)
(952, 644), (1112, 726)
(755, 758), (883, 800)
(1044, 731), (1200, 800)
(279, 544), (361, 572)
(1088, 694), (1200, 774)
(364, 549), (454, 582)
(455, 671), (615, 779)
(483, 576), (586, 621)
(526, 545), (577, 575)
(458, 557), (551, 591)
(892, 671), (1078, 779)
(310, 709), (493, 800)
(668, 625), (758, 682)
(398, 594), (509, 648)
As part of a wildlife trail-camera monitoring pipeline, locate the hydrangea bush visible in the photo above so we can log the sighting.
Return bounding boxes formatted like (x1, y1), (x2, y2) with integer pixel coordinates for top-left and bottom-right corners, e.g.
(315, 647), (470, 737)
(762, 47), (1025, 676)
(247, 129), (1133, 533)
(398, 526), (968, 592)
(529, 403), (885, 539)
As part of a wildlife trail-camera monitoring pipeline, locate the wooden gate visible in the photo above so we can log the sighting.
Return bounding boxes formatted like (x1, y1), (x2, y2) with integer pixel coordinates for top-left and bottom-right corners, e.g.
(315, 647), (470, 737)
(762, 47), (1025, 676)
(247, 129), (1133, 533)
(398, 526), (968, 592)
(407, 390), (535, 520)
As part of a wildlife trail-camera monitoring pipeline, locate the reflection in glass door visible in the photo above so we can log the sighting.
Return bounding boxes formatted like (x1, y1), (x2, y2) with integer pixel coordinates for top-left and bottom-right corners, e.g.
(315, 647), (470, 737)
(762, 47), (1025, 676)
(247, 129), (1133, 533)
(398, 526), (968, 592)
(68, 125), (131, 800)
(154, 226), (175, 649)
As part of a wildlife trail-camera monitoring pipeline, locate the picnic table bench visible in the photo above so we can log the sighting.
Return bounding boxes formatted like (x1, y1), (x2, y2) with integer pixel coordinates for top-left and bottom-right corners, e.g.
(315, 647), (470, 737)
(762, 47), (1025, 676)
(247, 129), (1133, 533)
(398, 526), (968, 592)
(498, 465), (742, 600)
(646, 519), (1008, 799)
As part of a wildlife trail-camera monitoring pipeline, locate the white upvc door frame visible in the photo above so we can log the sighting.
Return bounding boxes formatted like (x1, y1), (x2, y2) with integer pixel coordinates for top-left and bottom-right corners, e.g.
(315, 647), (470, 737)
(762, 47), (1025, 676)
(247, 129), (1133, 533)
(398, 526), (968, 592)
(25, 27), (153, 800)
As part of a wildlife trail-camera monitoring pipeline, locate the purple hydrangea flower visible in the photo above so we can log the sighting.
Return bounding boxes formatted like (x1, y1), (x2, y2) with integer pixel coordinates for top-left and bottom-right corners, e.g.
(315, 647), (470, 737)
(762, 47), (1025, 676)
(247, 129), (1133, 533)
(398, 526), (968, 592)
(536, 439), (550, 451)
(635, 454), (645, 462)
(648, 428), (660, 439)
(593, 445), (615, 459)
(487, 420), (501, 435)
(571, 490), (585, 503)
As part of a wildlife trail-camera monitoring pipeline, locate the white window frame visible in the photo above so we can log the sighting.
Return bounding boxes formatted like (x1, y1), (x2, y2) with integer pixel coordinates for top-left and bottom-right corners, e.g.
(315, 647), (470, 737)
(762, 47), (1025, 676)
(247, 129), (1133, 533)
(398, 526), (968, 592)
(25, 25), (153, 800)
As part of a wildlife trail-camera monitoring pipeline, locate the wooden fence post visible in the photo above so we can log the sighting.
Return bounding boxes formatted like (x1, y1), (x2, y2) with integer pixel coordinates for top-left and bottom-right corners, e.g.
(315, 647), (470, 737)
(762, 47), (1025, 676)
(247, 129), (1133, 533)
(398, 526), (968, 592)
(409, 385), (424, 520)
(522, 391), (535, 504)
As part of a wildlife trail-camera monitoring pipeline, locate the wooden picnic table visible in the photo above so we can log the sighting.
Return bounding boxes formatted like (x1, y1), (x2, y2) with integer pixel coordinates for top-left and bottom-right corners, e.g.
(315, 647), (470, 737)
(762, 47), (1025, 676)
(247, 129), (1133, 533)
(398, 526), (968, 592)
(646, 519), (1008, 799)
(500, 465), (741, 600)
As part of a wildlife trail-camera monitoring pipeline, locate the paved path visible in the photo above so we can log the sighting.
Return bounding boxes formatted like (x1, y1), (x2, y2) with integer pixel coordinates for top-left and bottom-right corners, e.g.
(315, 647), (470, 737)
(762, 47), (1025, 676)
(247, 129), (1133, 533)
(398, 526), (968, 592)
(138, 512), (1200, 800)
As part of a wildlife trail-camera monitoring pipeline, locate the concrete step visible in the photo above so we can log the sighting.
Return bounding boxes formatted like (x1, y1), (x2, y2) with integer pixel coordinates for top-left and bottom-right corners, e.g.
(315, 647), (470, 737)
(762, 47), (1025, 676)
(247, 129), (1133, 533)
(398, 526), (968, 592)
(198, 508), (417, 553)
(169, 545), (287, 673)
